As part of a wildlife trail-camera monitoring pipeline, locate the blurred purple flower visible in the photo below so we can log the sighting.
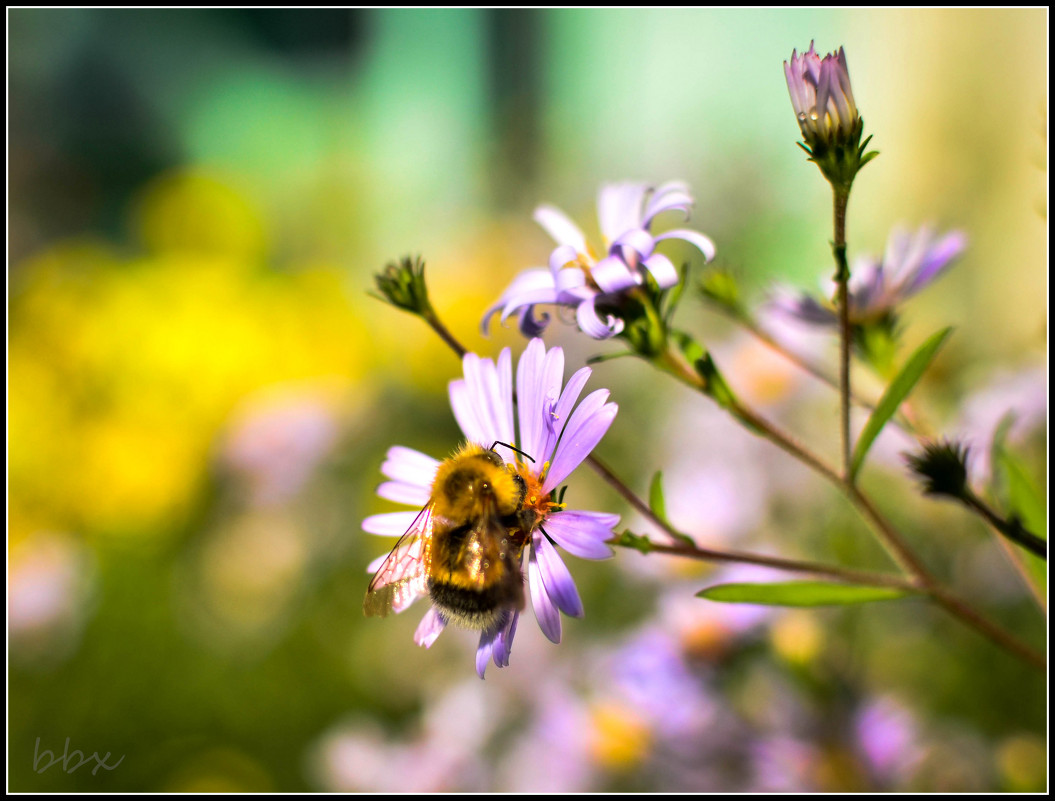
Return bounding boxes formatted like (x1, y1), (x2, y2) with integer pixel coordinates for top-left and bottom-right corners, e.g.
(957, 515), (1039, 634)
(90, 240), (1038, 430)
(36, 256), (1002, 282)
(498, 683), (599, 792)
(483, 182), (716, 339)
(604, 626), (716, 739)
(363, 339), (619, 676)
(770, 225), (967, 326)
(854, 696), (920, 785)
(750, 735), (821, 792)
(785, 42), (859, 146)
(955, 364), (1047, 481)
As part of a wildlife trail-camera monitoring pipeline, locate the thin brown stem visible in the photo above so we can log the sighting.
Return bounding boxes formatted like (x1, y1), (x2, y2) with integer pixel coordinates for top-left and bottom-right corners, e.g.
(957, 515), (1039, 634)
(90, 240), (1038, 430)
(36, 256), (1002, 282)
(422, 308), (467, 359)
(587, 456), (918, 590)
(590, 451), (1043, 667)
(648, 340), (1043, 666)
(833, 189), (852, 480)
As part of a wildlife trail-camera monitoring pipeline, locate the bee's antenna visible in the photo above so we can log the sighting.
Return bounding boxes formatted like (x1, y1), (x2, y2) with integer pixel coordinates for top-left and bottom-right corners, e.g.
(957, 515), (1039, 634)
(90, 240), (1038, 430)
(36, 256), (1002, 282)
(489, 440), (535, 463)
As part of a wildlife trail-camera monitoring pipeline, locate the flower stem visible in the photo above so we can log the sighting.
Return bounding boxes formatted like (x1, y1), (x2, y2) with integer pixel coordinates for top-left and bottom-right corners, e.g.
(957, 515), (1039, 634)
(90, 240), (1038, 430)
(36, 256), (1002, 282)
(711, 303), (925, 436)
(961, 488), (1048, 559)
(832, 187), (852, 481)
(591, 451), (1044, 669)
(421, 308), (467, 360)
(588, 455), (918, 590)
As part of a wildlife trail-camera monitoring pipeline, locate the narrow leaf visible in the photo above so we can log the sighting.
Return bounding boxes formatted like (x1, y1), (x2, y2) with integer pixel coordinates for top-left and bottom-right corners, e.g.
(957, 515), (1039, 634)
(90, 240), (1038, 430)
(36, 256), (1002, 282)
(851, 327), (952, 480)
(645, 470), (696, 547)
(649, 471), (667, 522)
(697, 581), (913, 607)
(997, 448), (1047, 592)
(997, 450), (1046, 537)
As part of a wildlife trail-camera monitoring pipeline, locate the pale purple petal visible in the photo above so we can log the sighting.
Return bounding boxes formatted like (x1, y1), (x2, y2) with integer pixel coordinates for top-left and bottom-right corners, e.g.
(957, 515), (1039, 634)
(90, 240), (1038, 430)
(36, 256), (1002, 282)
(542, 366), (592, 462)
(380, 446), (440, 487)
(642, 182), (693, 227)
(575, 298), (624, 340)
(414, 607), (447, 648)
(365, 552), (387, 573)
(535, 205), (588, 252)
(449, 378), (490, 447)
(609, 228), (655, 265)
(452, 349), (515, 448)
(517, 339), (564, 465)
(851, 262), (886, 315)
(491, 611), (519, 668)
(464, 353), (505, 446)
(482, 268), (556, 334)
(529, 548), (562, 643)
(542, 510), (618, 559)
(591, 255), (639, 293)
(376, 481), (431, 506)
(544, 389), (618, 492)
(548, 243), (583, 274)
(495, 267), (556, 300)
(598, 182), (649, 243)
(362, 511), (420, 537)
(654, 229), (717, 262)
(882, 227), (912, 281)
(906, 230), (967, 292)
(534, 533), (584, 617)
(767, 287), (836, 327)
(499, 288), (560, 323)
(553, 264), (588, 298)
(642, 252), (679, 288)
(475, 635), (495, 679)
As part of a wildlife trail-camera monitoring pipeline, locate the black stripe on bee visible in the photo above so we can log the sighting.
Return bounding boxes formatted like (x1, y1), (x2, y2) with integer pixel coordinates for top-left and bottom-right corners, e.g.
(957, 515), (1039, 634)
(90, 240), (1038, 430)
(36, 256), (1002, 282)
(427, 577), (522, 630)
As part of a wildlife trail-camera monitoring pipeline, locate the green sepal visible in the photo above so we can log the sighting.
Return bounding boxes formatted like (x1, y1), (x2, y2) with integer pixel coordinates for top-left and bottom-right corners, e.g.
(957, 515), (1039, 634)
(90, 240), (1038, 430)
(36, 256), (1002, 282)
(613, 529), (654, 554)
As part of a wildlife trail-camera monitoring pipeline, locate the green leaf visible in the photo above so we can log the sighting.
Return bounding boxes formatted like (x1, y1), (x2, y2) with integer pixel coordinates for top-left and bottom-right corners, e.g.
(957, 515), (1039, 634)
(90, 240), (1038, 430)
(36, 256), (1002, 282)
(999, 451), (1047, 536)
(696, 581), (913, 607)
(662, 263), (690, 326)
(648, 471), (667, 522)
(669, 328), (705, 367)
(996, 447), (1047, 593)
(644, 470), (696, 547)
(851, 327), (953, 481)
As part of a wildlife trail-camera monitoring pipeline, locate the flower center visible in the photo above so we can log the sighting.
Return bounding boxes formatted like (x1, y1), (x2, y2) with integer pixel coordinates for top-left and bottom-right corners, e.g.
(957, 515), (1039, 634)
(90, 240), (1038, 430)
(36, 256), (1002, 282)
(513, 460), (563, 527)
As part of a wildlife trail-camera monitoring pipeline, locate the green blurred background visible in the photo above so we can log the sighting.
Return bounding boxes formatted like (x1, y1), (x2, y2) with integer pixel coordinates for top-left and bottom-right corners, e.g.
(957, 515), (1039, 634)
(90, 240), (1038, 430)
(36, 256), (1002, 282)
(9, 8), (1047, 792)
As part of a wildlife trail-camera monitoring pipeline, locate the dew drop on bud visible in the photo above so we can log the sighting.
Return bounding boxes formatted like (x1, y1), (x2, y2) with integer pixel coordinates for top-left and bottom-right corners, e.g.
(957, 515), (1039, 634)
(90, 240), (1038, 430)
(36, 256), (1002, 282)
(797, 112), (808, 122)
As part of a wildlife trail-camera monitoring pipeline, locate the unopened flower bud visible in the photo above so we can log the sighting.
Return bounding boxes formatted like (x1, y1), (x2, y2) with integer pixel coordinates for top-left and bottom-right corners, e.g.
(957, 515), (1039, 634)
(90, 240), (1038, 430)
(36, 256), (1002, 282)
(784, 42), (877, 189)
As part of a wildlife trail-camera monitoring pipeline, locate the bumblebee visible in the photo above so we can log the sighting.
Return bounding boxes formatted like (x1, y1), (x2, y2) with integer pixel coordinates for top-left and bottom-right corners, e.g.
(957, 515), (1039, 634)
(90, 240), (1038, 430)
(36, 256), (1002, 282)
(364, 442), (543, 632)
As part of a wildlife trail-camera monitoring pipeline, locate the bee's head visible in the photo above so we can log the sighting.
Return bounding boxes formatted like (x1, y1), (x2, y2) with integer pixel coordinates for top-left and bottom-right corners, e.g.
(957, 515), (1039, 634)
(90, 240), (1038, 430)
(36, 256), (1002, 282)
(432, 445), (524, 521)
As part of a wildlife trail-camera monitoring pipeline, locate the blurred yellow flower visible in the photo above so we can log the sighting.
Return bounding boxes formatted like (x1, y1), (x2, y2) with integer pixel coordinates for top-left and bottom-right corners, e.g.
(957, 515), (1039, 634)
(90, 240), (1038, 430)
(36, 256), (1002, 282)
(9, 171), (373, 539)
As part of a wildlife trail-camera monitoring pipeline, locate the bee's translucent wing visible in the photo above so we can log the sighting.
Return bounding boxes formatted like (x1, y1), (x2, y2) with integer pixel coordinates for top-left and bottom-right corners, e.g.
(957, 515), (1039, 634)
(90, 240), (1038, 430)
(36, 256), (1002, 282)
(363, 505), (433, 618)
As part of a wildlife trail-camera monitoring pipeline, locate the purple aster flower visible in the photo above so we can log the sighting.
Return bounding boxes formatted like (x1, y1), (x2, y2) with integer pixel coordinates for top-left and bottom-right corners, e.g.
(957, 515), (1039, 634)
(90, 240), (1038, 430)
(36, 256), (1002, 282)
(483, 181), (716, 339)
(363, 338), (619, 677)
(785, 42), (859, 147)
(769, 225), (968, 326)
